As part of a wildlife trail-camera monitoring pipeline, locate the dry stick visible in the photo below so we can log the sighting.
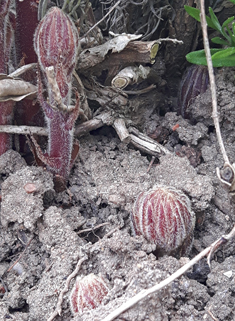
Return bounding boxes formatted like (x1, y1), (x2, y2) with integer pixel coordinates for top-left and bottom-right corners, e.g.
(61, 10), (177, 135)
(103, 224), (235, 321)
(7, 236), (34, 272)
(112, 118), (130, 143)
(0, 125), (47, 136)
(200, 0), (229, 165)
(47, 255), (87, 321)
(207, 306), (219, 321)
(78, 222), (109, 235)
(81, 0), (121, 40)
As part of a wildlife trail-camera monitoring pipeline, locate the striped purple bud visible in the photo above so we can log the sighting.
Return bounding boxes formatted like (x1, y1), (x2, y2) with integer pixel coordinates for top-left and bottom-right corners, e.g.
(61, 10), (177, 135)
(34, 7), (79, 104)
(131, 186), (195, 255)
(178, 65), (209, 119)
(70, 274), (109, 315)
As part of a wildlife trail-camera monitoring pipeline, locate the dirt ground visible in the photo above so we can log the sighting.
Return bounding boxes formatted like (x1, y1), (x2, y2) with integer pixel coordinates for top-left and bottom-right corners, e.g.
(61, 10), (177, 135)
(0, 65), (235, 321)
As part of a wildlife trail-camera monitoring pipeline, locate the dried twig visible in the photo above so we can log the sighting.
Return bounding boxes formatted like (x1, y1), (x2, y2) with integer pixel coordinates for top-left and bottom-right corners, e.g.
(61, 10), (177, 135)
(81, 0), (122, 40)
(7, 236), (34, 273)
(112, 118), (130, 143)
(206, 306), (219, 321)
(102, 224), (235, 321)
(123, 84), (156, 95)
(129, 126), (170, 156)
(78, 222), (110, 235)
(47, 255), (87, 321)
(199, 0), (229, 165)
(0, 125), (47, 136)
(155, 37), (183, 45)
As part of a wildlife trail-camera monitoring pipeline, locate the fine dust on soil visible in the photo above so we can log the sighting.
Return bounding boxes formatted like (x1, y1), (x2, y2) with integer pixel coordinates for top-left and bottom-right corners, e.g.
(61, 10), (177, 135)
(1, 67), (235, 321)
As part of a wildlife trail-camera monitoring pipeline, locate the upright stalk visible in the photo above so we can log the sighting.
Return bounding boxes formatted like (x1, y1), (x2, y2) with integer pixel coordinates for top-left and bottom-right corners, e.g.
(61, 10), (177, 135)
(33, 7), (80, 190)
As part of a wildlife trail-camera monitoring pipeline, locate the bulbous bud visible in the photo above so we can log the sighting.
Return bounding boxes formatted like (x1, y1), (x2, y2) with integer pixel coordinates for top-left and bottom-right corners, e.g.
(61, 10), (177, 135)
(131, 185), (195, 256)
(177, 65), (209, 119)
(70, 273), (109, 315)
(34, 7), (79, 102)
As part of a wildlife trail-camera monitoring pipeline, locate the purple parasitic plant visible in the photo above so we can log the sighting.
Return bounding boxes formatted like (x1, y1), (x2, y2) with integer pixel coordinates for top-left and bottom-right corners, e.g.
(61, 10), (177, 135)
(131, 185), (196, 256)
(177, 64), (209, 119)
(0, 0), (15, 155)
(32, 7), (80, 191)
(70, 273), (109, 315)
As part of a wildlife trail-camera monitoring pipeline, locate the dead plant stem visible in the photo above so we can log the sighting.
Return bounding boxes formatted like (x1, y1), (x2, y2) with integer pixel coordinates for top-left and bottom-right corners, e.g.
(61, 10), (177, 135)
(47, 255), (87, 321)
(7, 236), (34, 273)
(199, 0), (229, 164)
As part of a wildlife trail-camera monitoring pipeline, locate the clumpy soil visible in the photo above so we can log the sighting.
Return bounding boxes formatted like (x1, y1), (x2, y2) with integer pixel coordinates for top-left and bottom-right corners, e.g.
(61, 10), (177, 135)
(1, 67), (235, 321)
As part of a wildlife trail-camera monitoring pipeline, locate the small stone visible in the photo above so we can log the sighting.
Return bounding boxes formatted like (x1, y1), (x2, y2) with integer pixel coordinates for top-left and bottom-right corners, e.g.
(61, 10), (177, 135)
(24, 183), (37, 194)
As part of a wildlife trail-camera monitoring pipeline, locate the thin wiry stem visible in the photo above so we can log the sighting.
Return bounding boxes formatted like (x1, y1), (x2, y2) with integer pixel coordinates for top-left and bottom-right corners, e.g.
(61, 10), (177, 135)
(81, 0), (121, 39)
(199, 0), (230, 165)
(47, 255), (87, 321)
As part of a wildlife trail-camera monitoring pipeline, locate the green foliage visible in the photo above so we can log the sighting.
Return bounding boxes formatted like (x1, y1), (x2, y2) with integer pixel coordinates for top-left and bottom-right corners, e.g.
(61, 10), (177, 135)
(185, 1), (235, 67)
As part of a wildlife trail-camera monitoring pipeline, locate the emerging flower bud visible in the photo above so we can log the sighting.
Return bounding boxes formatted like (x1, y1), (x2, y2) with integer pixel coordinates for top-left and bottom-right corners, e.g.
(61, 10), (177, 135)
(34, 7), (79, 104)
(177, 65), (209, 119)
(131, 185), (195, 256)
(70, 273), (109, 315)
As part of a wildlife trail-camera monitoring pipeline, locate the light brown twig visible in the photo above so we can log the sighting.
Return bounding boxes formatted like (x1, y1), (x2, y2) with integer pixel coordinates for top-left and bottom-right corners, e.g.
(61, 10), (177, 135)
(200, 0), (229, 165)
(47, 255), (87, 321)
(206, 306), (219, 321)
(7, 236), (34, 273)
(78, 222), (109, 235)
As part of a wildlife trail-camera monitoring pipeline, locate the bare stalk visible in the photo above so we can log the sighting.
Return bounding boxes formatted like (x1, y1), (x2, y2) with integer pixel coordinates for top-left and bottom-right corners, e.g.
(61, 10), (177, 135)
(0, 125), (47, 136)
(103, 224), (235, 321)
(47, 255), (87, 321)
(199, 0), (229, 165)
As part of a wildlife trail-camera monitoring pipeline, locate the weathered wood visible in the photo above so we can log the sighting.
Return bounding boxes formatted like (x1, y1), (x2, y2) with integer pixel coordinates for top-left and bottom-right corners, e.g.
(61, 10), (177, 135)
(111, 65), (151, 89)
(77, 39), (159, 73)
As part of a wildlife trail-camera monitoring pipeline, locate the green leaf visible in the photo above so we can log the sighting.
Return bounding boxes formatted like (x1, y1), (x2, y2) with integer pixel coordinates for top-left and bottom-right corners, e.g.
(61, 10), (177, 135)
(212, 54), (235, 66)
(184, 6), (201, 21)
(209, 7), (222, 33)
(231, 34), (235, 46)
(212, 47), (235, 59)
(222, 16), (234, 28)
(186, 48), (235, 67)
(211, 37), (229, 45)
(186, 49), (220, 65)
(184, 5), (216, 29)
(229, 0), (235, 4)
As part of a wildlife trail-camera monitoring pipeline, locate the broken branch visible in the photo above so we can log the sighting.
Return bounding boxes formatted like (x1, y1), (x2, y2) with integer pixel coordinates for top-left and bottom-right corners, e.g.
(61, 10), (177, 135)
(77, 38), (158, 72)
